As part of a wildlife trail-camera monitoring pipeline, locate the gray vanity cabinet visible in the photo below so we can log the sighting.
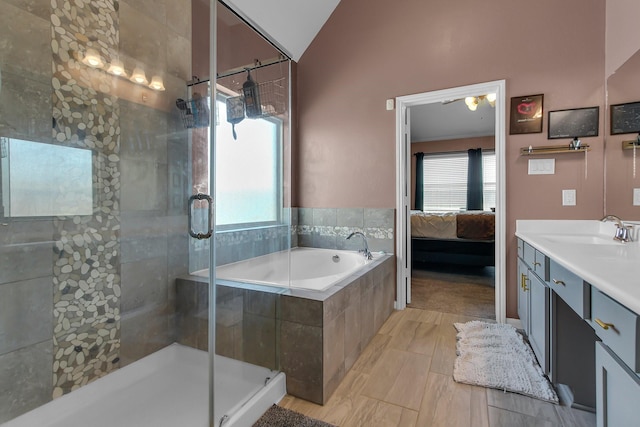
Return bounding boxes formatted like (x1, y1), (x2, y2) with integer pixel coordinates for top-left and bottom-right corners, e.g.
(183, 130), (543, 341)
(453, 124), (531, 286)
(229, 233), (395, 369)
(596, 343), (640, 427)
(528, 272), (550, 374)
(517, 257), (529, 332)
(517, 235), (640, 425)
(517, 243), (550, 374)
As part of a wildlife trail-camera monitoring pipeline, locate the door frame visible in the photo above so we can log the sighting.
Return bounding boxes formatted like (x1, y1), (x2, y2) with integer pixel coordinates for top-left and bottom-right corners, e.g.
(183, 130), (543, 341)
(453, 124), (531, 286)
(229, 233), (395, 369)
(394, 80), (507, 323)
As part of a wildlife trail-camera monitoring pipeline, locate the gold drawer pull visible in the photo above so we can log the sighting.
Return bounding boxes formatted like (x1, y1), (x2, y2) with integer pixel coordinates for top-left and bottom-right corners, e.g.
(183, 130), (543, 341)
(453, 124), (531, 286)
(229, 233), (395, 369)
(595, 318), (615, 330)
(533, 262), (541, 266)
(552, 279), (566, 286)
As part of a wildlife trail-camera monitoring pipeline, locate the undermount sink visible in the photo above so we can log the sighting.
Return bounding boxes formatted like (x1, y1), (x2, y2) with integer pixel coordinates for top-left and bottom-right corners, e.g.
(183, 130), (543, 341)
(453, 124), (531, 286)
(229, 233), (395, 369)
(540, 234), (620, 245)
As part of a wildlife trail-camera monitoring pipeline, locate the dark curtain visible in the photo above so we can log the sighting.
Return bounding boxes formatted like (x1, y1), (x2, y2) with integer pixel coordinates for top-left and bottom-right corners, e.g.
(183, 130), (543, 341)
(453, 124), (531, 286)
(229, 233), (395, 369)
(415, 152), (424, 210)
(467, 148), (483, 210)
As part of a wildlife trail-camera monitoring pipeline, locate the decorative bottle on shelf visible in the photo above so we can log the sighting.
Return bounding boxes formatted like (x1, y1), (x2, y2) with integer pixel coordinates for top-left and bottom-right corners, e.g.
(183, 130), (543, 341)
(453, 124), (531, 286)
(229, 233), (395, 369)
(243, 69), (262, 118)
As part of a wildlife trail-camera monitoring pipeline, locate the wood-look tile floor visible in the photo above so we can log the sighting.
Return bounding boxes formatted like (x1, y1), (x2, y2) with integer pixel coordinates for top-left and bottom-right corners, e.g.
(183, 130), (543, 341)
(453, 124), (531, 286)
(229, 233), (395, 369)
(280, 307), (596, 427)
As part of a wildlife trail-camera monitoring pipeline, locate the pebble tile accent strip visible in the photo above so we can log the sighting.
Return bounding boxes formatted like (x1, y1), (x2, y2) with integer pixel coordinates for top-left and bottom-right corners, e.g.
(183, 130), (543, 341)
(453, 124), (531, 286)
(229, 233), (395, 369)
(50, 0), (121, 397)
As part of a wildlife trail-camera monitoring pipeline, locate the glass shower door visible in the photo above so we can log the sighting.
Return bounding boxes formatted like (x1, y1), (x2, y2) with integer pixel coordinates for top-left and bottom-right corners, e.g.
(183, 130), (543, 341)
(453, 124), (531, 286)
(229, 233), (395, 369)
(0, 0), (215, 425)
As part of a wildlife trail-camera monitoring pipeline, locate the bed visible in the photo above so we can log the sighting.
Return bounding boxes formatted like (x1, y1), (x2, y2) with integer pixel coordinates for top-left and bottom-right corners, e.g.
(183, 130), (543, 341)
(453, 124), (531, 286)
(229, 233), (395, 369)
(411, 211), (495, 267)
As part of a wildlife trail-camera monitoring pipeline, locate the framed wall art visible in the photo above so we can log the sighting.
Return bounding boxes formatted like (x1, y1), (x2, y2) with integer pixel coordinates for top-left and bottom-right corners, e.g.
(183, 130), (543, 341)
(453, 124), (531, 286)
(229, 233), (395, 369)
(610, 101), (640, 135)
(509, 94), (543, 134)
(548, 106), (599, 139)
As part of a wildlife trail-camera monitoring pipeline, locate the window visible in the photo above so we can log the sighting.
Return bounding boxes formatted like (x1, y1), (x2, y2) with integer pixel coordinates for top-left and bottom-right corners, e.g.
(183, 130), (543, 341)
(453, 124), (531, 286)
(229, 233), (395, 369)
(214, 97), (282, 228)
(422, 150), (495, 212)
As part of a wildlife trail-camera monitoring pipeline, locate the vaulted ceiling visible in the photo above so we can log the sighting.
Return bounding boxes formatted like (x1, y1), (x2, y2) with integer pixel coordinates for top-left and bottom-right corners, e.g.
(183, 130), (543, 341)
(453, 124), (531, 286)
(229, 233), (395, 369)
(223, 0), (494, 142)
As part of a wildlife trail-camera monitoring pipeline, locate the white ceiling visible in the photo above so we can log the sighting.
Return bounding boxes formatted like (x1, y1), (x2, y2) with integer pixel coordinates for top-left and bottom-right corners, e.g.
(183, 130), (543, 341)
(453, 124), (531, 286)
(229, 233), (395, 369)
(410, 99), (496, 143)
(223, 0), (341, 62)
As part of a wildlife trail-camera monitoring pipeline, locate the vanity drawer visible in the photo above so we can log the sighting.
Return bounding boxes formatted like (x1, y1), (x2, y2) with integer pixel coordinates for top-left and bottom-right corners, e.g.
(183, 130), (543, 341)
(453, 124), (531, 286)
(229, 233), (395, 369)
(522, 241), (535, 267)
(591, 288), (640, 372)
(521, 242), (549, 280)
(548, 260), (591, 319)
(517, 238), (524, 259)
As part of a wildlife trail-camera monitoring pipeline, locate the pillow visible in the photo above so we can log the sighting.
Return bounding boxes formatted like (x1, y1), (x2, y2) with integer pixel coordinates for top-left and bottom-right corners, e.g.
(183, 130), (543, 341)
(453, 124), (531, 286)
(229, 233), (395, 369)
(456, 212), (495, 240)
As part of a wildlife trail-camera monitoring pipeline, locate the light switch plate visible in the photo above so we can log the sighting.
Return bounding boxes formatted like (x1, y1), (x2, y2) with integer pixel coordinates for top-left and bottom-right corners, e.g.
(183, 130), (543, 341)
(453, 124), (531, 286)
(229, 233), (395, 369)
(562, 189), (576, 206)
(386, 99), (395, 110)
(528, 159), (555, 175)
(634, 188), (640, 206)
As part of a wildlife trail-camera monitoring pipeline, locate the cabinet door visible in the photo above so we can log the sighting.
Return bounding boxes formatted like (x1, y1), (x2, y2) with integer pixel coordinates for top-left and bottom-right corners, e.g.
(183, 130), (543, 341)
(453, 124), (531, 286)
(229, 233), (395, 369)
(529, 272), (550, 374)
(517, 258), (530, 334)
(596, 342), (640, 427)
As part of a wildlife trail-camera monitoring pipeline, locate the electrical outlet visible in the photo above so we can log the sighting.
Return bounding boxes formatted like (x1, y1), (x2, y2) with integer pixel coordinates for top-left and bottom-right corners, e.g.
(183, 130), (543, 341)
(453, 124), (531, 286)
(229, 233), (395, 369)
(634, 188), (640, 206)
(562, 189), (576, 206)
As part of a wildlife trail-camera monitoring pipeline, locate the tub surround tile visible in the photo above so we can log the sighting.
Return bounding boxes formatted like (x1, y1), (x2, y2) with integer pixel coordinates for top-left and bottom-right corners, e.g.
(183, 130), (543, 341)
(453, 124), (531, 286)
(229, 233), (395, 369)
(313, 208), (337, 226)
(295, 207), (394, 254)
(323, 311), (346, 386)
(281, 320), (323, 401)
(243, 313), (278, 370)
(175, 254), (396, 406)
(298, 208), (314, 226)
(281, 295), (323, 327)
(337, 208), (365, 228)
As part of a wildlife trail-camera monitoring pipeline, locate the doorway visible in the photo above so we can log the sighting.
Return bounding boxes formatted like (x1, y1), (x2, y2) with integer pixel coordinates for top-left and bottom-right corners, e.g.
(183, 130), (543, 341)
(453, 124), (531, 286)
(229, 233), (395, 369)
(395, 80), (506, 323)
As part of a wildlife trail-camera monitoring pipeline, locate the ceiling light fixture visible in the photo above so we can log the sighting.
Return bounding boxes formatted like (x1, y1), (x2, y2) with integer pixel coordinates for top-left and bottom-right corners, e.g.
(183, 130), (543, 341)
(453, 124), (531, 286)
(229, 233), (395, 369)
(464, 93), (497, 111)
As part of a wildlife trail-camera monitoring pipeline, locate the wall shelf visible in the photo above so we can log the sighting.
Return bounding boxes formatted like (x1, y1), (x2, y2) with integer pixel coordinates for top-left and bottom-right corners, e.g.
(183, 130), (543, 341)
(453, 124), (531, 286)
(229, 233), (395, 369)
(520, 144), (590, 156)
(622, 140), (640, 150)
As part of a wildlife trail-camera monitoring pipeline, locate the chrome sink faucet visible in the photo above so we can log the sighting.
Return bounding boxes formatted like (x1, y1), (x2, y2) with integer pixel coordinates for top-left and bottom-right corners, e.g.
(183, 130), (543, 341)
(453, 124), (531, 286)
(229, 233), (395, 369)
(601, 215), (633, 243)
(346, 231), (373, 260)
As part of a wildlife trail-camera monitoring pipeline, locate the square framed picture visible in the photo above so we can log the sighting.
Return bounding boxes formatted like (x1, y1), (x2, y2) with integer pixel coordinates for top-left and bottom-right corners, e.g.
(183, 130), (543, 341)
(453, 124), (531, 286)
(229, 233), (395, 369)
(610, 101), (640, 135)
(548, 106), (599, 139)
(510, 94), (543, 134)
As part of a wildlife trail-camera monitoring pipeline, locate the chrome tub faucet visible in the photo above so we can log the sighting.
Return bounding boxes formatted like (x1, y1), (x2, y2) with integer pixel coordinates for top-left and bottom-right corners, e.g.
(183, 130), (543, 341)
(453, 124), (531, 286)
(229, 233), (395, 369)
(601, 215), (633, 243)
(346, 231), (373, 260)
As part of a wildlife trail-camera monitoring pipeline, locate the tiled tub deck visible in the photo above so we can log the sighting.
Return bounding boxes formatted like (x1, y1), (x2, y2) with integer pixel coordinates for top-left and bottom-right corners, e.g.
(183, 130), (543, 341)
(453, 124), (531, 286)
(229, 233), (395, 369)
(175, 253), (395, 404)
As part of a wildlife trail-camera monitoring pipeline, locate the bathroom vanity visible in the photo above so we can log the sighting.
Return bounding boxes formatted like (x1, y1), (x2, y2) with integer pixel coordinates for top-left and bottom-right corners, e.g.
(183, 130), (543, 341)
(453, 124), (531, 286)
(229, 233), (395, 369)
(516, 220), (640, 427)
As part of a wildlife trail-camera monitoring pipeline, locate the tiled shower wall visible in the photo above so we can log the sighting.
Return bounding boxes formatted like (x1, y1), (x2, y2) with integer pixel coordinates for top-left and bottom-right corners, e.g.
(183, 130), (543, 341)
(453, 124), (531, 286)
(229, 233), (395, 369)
(0, 0), (191, 422)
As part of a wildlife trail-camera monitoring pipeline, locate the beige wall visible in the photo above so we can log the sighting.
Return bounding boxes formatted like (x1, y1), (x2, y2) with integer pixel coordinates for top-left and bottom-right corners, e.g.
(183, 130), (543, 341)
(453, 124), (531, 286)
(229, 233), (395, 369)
(296, 0), (606, 317)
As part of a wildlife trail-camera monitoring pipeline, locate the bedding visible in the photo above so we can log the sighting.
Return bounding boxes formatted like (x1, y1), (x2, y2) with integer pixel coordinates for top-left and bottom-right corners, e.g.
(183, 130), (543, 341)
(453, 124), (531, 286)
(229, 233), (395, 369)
(411, 211), (495, 267)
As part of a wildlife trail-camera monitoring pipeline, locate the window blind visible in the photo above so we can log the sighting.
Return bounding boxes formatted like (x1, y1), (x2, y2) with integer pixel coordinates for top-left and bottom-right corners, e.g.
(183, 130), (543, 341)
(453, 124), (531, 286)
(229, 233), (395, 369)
(422, 150), (496, 212)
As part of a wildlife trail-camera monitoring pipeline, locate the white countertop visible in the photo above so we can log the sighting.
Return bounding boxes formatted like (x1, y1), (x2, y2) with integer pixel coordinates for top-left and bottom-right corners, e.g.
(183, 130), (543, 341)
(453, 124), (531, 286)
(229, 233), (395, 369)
(516, 220), (640, 315)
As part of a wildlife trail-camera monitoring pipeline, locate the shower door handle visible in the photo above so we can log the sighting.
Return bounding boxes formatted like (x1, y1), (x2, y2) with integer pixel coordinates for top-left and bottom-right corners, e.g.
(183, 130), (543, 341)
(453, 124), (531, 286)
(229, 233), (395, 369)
(188, 193), (213, 239)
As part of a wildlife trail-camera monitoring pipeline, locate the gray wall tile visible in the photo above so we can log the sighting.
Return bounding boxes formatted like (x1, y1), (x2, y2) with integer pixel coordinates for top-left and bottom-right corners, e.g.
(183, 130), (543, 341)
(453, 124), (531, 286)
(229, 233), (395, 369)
(0, 277), (52, 355)
(0, 340), (52, 424)
(298, 208), (314, 226)
(121, 256), (169, 313)
(313, 208), (337, 226)
(0, 243), (52, 285)
(337, 208), (364, 227)
(364, 208), (394, 228)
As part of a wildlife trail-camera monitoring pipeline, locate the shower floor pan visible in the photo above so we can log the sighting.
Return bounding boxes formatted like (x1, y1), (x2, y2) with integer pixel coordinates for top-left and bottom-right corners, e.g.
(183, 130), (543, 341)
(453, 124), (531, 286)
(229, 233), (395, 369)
(4, 343), (285, 427)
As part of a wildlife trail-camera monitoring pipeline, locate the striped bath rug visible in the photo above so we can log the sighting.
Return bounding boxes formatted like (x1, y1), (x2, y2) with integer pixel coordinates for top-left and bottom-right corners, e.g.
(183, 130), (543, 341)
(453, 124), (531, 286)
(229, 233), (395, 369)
(453, 320), (559, 403)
